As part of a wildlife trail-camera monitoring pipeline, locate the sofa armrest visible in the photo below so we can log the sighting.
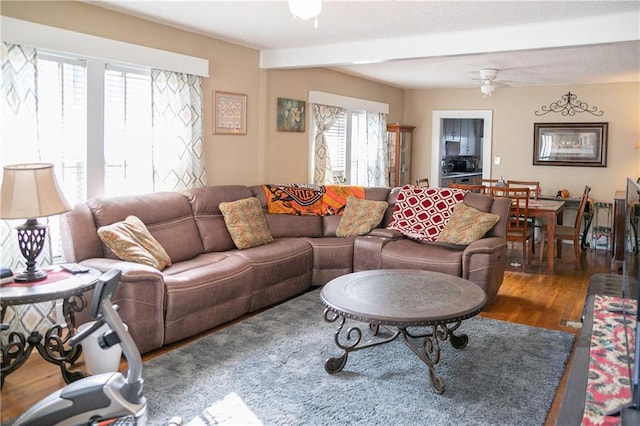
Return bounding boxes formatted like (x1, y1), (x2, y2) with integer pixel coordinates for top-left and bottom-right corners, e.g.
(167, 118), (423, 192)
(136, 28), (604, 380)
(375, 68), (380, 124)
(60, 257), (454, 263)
(354, 233), (400, 271)
(367, 228), (404, 239)
(75, 258), (166, 354)
(461, 237), (507, 303)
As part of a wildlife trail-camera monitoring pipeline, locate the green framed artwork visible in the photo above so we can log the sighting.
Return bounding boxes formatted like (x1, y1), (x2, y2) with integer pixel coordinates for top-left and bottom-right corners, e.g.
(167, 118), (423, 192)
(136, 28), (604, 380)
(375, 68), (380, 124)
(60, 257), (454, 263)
(277, 98), (306, 132)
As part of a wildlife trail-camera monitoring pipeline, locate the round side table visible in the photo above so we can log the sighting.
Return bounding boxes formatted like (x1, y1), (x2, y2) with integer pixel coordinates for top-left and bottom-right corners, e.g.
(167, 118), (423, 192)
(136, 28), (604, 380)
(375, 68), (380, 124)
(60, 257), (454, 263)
(0, 267), (101, 388)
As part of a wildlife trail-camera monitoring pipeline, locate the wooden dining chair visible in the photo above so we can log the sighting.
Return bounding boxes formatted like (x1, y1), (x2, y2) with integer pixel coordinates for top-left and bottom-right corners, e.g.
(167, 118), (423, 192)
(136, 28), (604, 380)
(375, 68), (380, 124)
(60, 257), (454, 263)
(507, 180), (540, 199)
(507, 180), (543, 251)
(473, 178), (499, 186)
(539, 185), (591, 268)
(490, 186), (534, 271)
(415, 178), (430, 187)
(449, 183), (486, 193)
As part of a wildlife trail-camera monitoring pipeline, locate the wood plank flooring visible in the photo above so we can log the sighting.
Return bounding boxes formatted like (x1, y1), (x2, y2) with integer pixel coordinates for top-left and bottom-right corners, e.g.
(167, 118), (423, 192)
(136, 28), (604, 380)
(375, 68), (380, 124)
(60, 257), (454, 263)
(0, 244), (617, 424)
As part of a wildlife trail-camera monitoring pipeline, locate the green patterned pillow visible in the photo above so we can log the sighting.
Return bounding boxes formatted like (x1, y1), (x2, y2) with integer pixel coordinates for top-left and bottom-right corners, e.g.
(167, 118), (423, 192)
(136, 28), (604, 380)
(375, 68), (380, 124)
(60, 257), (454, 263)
(336, 196), (388, 237)
(97, 215), (172, 270)
(437, 202), (500, 245)
(219, 197), (274, 249)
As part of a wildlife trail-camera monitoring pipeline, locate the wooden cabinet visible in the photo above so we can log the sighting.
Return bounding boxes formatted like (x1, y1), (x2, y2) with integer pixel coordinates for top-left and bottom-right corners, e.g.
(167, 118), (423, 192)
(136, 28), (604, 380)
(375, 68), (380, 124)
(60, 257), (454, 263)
(387, 124), (415, 186)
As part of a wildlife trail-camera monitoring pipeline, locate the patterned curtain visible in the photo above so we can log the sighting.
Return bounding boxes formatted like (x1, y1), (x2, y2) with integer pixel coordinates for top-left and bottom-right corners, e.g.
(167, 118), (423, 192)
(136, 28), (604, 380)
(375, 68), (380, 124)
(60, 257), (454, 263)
(1, 43), (56, 340)
(151, 70), (206, 190)
(366, 111), (388, 186)
(312, 103), (344, 185)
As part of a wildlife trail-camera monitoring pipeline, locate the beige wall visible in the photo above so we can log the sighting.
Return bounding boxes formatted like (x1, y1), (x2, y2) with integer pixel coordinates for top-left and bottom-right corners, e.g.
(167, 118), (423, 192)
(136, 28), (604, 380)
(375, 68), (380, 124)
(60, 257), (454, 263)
(405, 83), (640, 203)
(1, 1), (405, 186)
(3, 1), (638, 203)
(266, 68), (404, 183)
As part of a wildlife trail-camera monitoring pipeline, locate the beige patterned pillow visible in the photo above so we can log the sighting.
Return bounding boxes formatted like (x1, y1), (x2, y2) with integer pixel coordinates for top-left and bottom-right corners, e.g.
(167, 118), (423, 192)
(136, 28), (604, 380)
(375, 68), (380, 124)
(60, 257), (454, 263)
(219, 197), (274, 249)
(336, 196), (388, 237)
(97, 215), (172, 270)
(437, 202), (500, 245)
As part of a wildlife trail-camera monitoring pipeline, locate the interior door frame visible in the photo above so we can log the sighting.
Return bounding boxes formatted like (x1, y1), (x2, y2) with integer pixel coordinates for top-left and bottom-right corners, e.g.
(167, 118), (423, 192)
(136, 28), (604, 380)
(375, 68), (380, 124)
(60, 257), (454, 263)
(430, 110), (493, 187)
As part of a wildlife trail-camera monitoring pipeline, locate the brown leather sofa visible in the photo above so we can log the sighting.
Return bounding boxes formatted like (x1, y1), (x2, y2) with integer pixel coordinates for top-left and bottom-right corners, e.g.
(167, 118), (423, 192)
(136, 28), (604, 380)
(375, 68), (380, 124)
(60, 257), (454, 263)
(60, 185), (510, 354)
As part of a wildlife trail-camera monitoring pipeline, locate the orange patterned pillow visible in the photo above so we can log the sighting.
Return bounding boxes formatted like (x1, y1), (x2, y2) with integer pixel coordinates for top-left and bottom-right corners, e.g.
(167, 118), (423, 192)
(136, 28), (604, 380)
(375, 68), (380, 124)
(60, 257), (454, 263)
(97, 215), (172, 270)
(437, 202), (500, 245)
(219, 197), (274, 249)
(336, 196), (388, 237)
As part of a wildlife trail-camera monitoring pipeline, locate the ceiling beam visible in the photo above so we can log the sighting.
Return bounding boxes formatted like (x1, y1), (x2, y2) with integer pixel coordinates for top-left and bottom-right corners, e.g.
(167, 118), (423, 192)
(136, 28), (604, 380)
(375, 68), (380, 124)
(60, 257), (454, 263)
(260, 11), (639, 69)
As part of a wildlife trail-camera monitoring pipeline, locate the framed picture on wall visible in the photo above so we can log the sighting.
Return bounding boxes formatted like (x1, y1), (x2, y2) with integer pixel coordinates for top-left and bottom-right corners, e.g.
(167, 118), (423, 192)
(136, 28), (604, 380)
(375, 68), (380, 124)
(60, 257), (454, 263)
(214, 91), (247, 135)
(277, 97), (306, 132)
(533, 122), (608, 167)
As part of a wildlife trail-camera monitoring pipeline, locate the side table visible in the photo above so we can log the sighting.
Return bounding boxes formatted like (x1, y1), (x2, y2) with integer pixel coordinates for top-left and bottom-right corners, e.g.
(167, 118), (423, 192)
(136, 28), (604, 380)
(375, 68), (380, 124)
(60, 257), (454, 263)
(0, 266), (101, 388)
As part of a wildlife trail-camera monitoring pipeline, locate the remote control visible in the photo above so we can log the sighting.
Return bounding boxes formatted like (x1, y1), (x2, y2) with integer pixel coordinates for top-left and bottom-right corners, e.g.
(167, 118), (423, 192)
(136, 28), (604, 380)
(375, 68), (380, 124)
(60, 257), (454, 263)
(60, 263), (90, 274)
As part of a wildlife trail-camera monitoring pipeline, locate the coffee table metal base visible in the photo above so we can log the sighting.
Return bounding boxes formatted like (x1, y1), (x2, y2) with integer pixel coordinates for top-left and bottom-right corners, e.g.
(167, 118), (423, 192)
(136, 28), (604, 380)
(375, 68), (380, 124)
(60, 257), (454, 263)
(323, 309), (469, 395)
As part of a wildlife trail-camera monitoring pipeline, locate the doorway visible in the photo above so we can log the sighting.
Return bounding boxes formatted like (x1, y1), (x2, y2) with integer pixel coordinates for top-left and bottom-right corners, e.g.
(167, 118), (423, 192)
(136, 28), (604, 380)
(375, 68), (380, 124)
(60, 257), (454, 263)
(430, 110), (493, 187)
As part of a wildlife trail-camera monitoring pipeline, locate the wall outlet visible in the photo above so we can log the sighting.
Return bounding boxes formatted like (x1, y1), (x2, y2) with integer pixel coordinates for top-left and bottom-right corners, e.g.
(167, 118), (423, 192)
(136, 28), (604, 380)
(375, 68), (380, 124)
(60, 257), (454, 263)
(494, 155), (501, 165)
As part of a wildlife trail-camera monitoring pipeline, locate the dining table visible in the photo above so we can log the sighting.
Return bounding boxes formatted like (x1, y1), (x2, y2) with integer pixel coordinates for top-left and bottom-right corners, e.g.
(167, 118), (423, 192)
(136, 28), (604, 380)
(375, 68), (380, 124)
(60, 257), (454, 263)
(526, 199), (566, 272)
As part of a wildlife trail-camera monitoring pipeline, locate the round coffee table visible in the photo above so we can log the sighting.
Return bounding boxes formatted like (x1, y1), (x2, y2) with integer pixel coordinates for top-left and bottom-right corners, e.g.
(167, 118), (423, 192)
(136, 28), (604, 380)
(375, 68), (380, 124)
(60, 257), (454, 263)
(320, 269), (487, 394)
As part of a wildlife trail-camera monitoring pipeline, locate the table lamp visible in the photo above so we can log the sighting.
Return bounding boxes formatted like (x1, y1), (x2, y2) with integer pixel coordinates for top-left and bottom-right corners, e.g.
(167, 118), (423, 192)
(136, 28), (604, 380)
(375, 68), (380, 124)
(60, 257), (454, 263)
(0, 163), (71, 282)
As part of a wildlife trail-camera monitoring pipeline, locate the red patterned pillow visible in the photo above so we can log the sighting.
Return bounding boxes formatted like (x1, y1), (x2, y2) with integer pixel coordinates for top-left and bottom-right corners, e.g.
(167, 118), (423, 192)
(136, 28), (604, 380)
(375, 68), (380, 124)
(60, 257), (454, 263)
(387, 185), (466, 241)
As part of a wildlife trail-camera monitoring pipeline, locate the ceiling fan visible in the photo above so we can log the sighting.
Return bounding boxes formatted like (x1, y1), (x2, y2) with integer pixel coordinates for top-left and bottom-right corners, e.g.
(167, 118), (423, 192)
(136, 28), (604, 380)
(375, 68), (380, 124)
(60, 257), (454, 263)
(473, 68), (506, 97)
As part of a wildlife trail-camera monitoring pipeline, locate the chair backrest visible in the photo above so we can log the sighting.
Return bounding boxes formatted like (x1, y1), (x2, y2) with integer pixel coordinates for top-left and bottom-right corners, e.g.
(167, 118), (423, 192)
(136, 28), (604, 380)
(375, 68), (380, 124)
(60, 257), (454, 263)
(415, 178), (430, 187)
(473, 177), (498, 186)
(490, 186), (531, 235)
(573, 185), (592, 230)
(507, 180), (541, 199)
(449, 183), (486, 194)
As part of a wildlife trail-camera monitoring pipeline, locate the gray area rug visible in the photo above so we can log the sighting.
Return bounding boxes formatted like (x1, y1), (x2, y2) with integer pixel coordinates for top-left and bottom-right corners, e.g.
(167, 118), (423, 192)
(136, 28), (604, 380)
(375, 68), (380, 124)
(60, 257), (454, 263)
(144, 289), (575, 426)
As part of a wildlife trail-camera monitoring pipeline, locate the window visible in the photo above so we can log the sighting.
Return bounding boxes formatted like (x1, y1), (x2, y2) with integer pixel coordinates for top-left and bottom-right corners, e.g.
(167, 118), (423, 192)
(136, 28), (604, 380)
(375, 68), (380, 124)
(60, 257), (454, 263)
(308, 91), (389, 187)
(104, 67), (152, 196)
(325, 110), (369, 185)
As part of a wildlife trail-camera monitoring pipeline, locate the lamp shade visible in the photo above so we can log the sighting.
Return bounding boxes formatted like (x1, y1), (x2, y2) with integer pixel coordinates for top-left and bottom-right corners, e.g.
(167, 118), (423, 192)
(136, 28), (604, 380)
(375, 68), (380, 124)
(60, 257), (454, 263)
(0, 163), (71, 219)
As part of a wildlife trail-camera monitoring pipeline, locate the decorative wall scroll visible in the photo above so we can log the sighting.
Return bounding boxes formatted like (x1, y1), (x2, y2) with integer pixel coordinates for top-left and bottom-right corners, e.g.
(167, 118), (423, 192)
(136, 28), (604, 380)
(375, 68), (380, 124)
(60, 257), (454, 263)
(535, 92), (604, 117)
(277, 97), (306, 132)
(214, 91), (247, 134)
(533, 122), (608, 167)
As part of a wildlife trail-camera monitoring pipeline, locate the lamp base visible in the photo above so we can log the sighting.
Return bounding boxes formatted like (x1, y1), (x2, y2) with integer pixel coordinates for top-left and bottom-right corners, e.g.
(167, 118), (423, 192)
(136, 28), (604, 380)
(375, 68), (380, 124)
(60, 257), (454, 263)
(14, 268), (47, 283)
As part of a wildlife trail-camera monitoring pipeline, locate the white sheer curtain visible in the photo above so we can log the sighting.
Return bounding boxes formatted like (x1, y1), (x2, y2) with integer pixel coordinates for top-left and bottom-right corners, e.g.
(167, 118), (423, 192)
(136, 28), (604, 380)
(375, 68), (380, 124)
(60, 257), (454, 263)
(311, 103), (345, 185)
(1, 42), (56, 338)
(366, 111), (388, 186)
(151, 69), (206, 190)
(1, 43), (52, 271)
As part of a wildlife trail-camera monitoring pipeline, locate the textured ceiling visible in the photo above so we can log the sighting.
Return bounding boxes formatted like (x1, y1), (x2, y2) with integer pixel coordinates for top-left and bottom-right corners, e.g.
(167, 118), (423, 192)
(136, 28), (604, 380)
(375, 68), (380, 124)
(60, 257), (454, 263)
(88, 0), (640, 89)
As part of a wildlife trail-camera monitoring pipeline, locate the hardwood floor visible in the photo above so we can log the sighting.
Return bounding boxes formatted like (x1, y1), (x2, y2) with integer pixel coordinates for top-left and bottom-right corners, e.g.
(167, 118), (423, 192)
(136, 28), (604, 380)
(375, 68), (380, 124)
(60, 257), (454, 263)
(0, 244), (616, 424)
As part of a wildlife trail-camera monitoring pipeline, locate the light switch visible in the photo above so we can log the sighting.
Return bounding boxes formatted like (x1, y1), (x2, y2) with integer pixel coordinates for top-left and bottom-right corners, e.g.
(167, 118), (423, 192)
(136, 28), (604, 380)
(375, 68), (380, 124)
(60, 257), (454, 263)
(494, 156), (501, 165)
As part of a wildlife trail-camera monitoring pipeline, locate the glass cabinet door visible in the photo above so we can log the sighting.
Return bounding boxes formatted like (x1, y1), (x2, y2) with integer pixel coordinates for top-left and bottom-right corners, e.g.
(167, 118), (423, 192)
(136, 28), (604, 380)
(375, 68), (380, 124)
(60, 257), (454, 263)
(387, 124), (415, 186)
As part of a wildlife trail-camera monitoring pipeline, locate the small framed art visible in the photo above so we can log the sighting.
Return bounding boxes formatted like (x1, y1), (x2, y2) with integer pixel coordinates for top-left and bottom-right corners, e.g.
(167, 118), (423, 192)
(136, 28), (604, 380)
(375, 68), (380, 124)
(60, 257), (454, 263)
(277, 97), (306, 132)
(214, 91), (247, 135)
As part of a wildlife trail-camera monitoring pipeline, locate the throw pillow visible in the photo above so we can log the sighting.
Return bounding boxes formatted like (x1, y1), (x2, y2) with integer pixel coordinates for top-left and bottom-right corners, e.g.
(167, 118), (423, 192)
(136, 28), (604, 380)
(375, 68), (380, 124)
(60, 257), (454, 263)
(387, 185), (466, 241)
(219, 197), (274, 249)
(437, 202), (501, 245)
(335, 196), (388, 237)
(97, 215), (172, 270)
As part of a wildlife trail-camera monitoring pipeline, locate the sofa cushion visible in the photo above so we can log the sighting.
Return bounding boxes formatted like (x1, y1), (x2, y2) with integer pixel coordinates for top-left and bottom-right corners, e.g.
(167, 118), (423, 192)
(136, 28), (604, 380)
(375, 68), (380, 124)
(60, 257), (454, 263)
(97, 215), (172, 270)
(88, 192), (203, 263)
(185, 186), (254, 253)
(219, 197), (274, 249)
(386, 185), (466, 241)
(336, 196), (388, 237)
(437, 202), (501, 245)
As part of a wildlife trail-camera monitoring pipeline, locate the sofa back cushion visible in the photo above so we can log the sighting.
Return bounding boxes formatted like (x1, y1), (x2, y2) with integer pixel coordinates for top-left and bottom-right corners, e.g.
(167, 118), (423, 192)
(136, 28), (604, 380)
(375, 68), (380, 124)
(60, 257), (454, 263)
(386, 185), (466, 241)
(185, 185), (253, 252)
(88, 191), (202, 263)
(250, 186), (324, 238)
(323, 186), (391, 236)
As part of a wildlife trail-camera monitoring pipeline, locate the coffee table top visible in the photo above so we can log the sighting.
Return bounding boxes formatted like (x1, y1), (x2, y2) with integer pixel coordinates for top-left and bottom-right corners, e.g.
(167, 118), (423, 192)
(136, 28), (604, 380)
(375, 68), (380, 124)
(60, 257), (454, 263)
(320, 269), (487, 327)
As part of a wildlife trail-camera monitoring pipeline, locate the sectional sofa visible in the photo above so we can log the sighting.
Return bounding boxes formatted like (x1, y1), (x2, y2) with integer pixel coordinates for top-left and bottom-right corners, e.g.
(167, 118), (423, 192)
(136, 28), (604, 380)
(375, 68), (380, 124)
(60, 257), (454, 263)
(60, 184), (510, 354)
